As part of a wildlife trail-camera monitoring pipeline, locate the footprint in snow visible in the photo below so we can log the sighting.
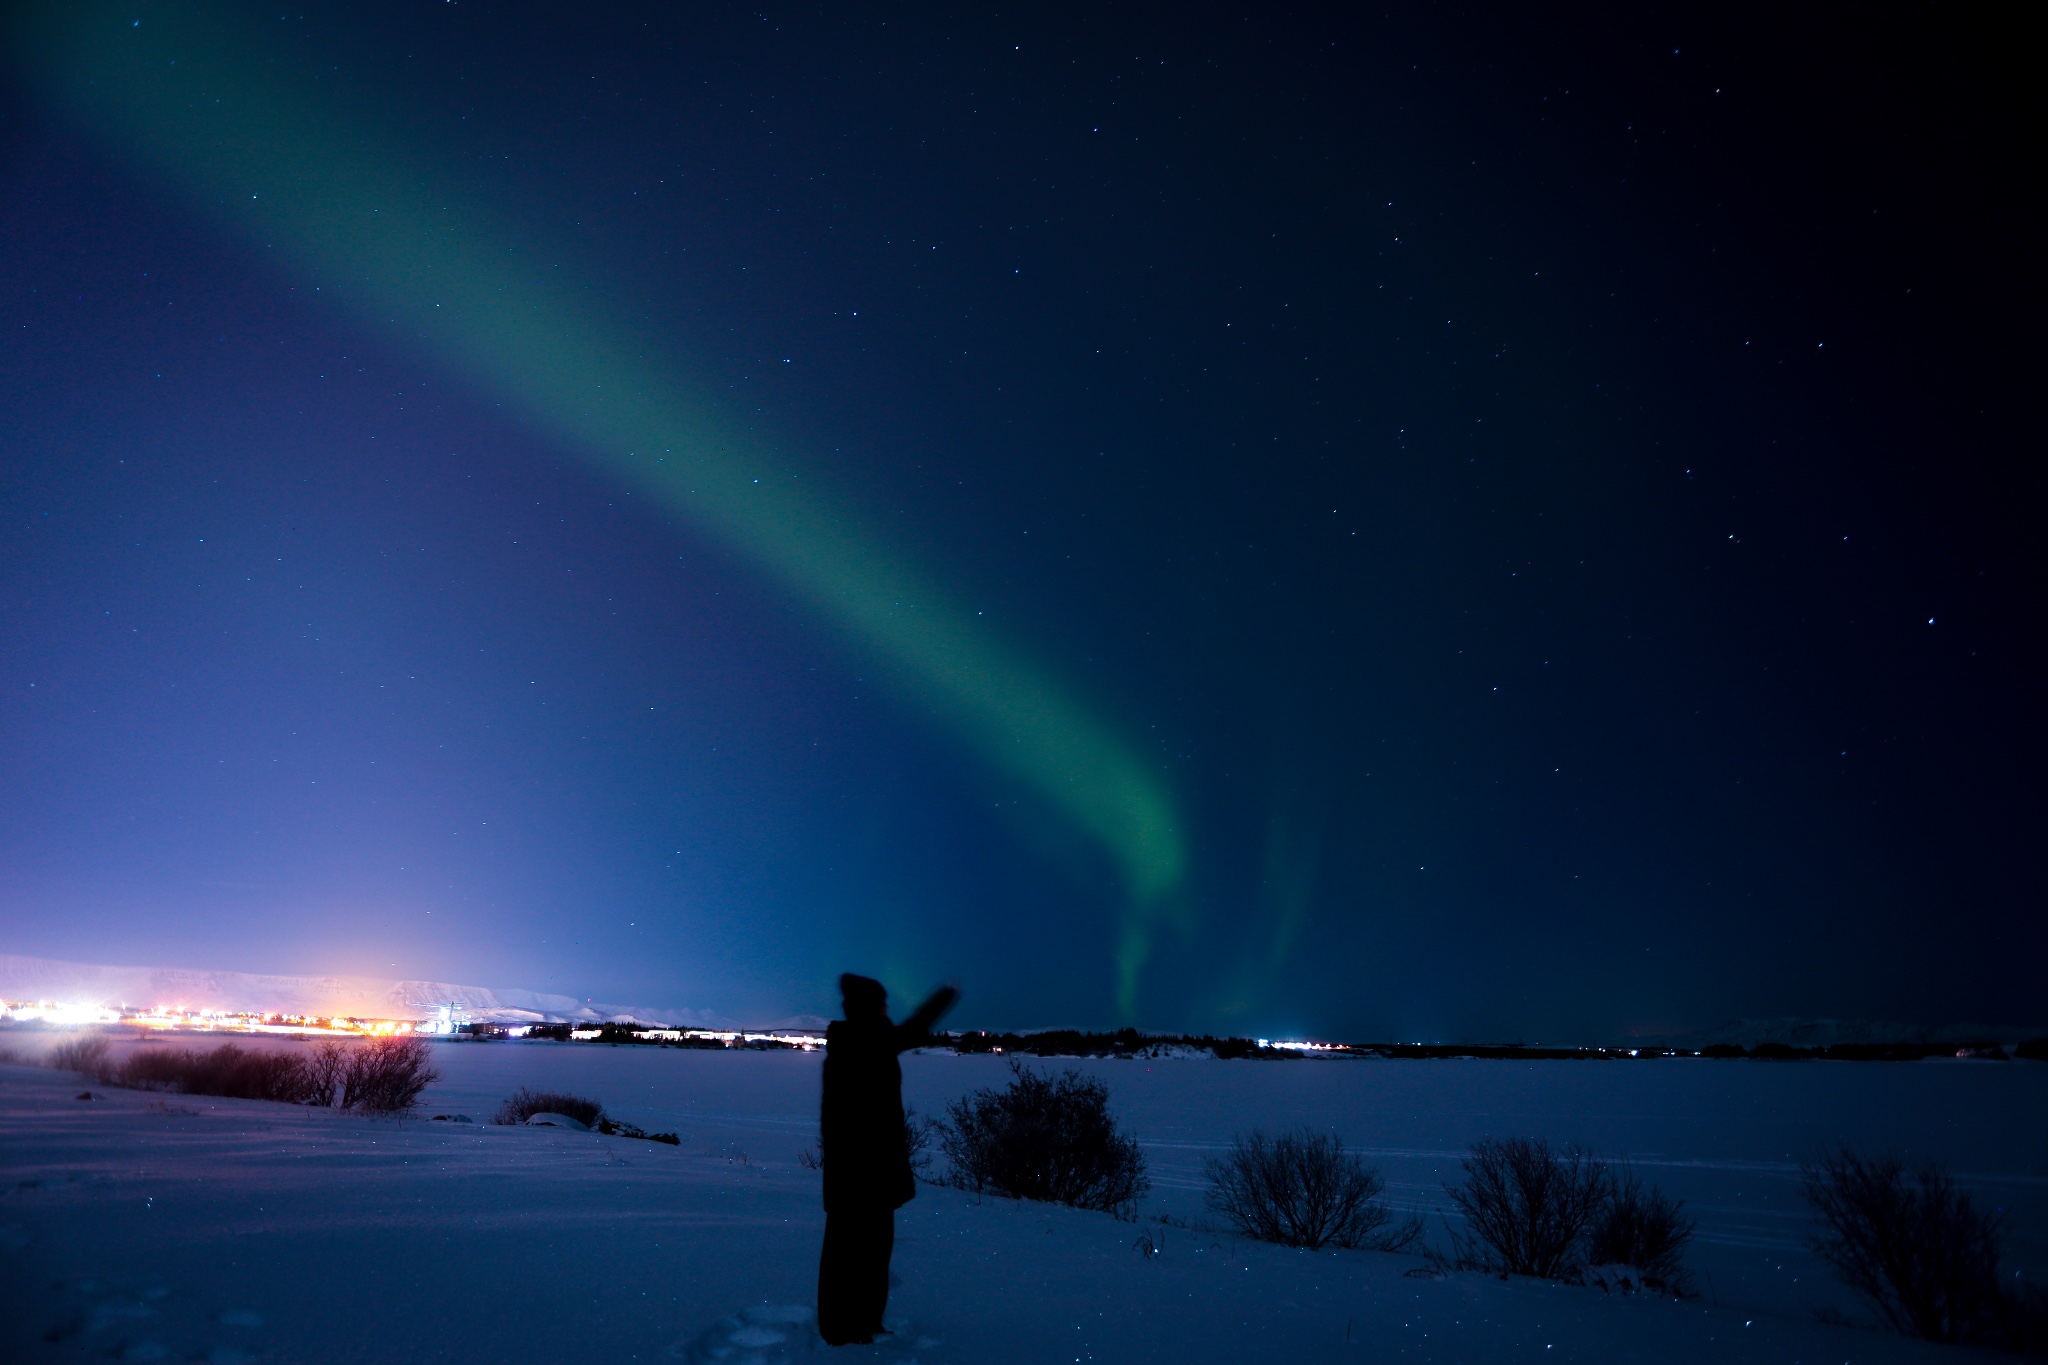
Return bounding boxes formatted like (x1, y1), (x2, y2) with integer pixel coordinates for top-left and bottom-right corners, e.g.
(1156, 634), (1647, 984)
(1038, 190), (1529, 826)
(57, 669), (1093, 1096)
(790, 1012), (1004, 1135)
(677, 1304), (942, 1363)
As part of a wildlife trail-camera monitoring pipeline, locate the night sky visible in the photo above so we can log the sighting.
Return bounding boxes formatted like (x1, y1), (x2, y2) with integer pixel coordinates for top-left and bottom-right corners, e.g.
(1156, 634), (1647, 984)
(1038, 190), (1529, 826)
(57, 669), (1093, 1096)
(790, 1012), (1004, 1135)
(2, 3), (2038, 1039)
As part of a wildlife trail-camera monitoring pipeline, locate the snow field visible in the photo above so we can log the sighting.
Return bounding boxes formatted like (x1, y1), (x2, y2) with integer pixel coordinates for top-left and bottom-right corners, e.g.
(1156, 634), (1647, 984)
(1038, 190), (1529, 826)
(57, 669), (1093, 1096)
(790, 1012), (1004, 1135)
(4, 1038), (2042, 1362)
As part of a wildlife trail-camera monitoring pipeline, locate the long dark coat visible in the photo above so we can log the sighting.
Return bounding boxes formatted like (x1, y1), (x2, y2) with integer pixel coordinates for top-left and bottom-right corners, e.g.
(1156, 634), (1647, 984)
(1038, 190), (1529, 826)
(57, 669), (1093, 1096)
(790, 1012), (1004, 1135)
(819, 1015), (926, 1212)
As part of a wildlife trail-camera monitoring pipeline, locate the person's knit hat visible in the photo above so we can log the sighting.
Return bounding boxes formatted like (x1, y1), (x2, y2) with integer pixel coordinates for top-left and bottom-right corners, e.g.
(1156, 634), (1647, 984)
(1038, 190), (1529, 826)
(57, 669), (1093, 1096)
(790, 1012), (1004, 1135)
(839, 973), (887, 1015)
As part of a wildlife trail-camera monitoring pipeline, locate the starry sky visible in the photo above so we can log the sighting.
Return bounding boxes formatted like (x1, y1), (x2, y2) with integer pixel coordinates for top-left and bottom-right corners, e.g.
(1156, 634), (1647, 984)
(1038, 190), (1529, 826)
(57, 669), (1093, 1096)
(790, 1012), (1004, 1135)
(1, 2), (2038, 1039)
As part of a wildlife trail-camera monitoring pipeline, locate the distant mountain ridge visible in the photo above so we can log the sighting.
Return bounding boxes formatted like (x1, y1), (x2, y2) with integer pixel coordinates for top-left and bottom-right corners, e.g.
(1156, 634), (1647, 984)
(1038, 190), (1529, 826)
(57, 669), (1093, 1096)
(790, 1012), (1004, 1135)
(0, 953), (737, 1028)
(1630, 1017), (2046, 1049)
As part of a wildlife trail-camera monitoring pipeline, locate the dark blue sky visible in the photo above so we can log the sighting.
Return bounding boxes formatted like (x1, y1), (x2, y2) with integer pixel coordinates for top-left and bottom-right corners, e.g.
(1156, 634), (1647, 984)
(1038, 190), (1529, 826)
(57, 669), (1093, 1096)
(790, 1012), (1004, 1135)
(2, 2), (2038, 1038)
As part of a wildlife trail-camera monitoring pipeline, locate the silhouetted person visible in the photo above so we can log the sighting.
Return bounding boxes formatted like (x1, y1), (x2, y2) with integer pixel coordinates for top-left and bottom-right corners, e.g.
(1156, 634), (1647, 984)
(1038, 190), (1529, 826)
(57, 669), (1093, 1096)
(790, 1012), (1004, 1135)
(816, 973), (959, 1346)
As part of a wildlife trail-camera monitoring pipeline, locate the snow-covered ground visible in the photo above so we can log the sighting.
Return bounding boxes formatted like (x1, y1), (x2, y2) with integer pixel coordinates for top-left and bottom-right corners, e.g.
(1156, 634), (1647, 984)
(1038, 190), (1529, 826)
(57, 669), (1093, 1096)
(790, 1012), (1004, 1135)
(3, 1038), (2041, 1362)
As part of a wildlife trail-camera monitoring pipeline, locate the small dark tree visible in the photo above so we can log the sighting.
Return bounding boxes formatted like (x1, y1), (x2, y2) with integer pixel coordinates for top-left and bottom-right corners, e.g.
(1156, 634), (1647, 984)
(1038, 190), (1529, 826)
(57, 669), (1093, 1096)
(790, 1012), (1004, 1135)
(1802, 1147), (2008, 1345)
(1587, 1166), (1696, 1294)
(1207, 1128), (1423, 1251)
(938, 1064), (1149, 1217)
(492, 1086), (604, 1127)
(1442, 1137), (1612, 1278)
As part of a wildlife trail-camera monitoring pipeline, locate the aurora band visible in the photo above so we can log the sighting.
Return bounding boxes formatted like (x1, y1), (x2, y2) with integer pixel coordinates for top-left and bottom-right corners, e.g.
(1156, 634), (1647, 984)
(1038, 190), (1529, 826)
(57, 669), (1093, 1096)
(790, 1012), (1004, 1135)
(13, 3), (1187, 1011)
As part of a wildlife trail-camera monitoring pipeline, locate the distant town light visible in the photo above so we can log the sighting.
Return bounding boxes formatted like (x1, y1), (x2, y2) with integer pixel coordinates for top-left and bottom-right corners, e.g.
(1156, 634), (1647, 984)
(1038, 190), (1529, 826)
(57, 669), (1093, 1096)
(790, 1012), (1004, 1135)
(1256, 1038), (1350, 1053)
(0, 996), (818, 1045)
(0, 997), (421, 1035)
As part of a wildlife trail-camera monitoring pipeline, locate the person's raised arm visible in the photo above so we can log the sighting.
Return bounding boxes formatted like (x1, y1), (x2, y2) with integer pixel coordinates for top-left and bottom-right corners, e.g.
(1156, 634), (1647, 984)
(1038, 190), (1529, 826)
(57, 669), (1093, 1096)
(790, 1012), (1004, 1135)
(895, 984), (960, 1050)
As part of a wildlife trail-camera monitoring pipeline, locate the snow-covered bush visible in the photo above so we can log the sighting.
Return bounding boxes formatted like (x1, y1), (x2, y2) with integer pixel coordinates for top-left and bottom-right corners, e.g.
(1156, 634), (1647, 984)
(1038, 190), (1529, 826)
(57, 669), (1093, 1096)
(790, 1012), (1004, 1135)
(1441, 1137), (1612, 1278)
(338, 1036), (438, 1112)
(1206, 1128), (1423, 1251)
(493, 1086), (604, 1128)
(938, 1065), (1149, 1217)
(1587, 1166), (1696, 1294)
(1802, 1147), (2014, 1346)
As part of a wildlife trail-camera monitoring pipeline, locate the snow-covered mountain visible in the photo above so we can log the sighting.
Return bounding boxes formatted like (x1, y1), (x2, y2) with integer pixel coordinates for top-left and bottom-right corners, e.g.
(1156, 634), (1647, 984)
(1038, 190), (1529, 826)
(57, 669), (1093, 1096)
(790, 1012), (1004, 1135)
(0, 952), (733, 1027)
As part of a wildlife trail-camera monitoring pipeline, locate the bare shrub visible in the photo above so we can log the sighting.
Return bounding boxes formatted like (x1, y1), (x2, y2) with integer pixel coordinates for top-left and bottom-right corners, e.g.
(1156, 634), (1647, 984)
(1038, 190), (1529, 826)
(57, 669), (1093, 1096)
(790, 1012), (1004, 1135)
(2004, 1286), (2048, 1356)
(119, 1047), (201, 1092)
(49, 1036), (115, 1082)
(905, 1105), (939, 1180)
(594, 1115), (681, 1145)
(493, 1086), (604, 1127)
(598, 1121), (679, 1146)
(801, 1108), (934, 1175)
(1206, 1128), (1424, 1251)
(1587, 1165), (1696, 1294)
(1442, 1137), (1612, 1278)
(306, 1040), (349, 1107)
(244, 1046), (326, 1103)
(338, 1036), (438, 1113)
(938, 1064), (1149, 1217)
(120, 1043), (322, 1103)
(42, 1034), (433, 1111)
(1802, 1147), (2010, 1345)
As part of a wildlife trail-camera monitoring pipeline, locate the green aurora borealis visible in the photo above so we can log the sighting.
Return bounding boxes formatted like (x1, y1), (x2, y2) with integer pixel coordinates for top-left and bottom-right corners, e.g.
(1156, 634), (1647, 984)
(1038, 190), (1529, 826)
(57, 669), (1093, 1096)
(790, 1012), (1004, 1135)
(8, 2), (2036, 1040)
(17, 5), (1186, 1011)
